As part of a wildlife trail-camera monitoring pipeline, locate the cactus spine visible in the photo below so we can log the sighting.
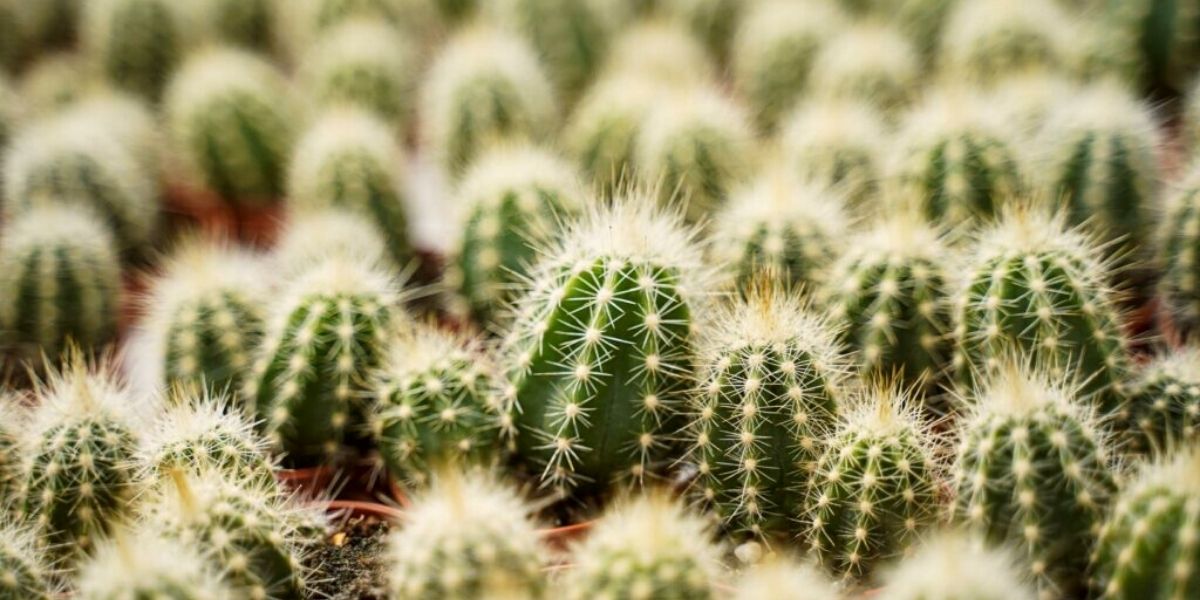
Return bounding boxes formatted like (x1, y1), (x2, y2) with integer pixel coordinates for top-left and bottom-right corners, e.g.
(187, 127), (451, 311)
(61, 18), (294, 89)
(688, 282), (850, 540)
(877, 530), (1036, 600)
(779, 99), (887, 207)
(1091, 445), (1200, 600)
(446, 144), (584, 325)
(938, 0), (1071, 83)
(952, 365), (1117, 597)
(387, 469), (544, 599)
(76, 529), (233, 600)
(0, 518), (57, 600)
(0, 207), (120, 360)
(82, 0), (182, 101)
(302, 19), (417, 132)
(804, 385), (942, 581)
(503, 197), (708, 496)
(808, 24), (918, 115)
(1127, 349), (1200, 454)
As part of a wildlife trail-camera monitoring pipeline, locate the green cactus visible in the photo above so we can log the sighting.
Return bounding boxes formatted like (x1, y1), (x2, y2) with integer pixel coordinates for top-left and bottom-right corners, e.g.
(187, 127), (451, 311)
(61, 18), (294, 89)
(709, 170), (849, 293)
(165, 47), (295, 206)
(1126, 349), (1200, 454)
(0, 394), (27, 502)
(76, 529), (234, 600)
(1107, 0), (1200, 92)
(778, 99), (887, 208)
(195, 0), (275, 51)
(953, 365), (1118, 597)
(687, 282), (850, 541)
(809, 24), (918, 116)
(82, 0), (182, 101)
(659, 0), (743, 64)
(732, 0), (845, 131)
(387, 469), (544, 599)
(18, 359), (143, 562)
(302, 19), (417, 132)
(272, 209), (395, 278)
(432, 0), (478, 22)
(889, 90), (1023, 227)
(503, 197), (708, 497)
(1158, 164), (1200, 331)
(602, 22), (714, 88)
(953, 206), (1132, 415)
(0, 0), (26, 74)
(60, 91), (163, 183)
(0, 207), (120, 361)
(939, 0), (1071, 83)
(804, 385), (942, 582)
(25, 0), (82, 48)
(877, 529), (1037, 600)
(565, 74), (661, 196)
(0, 75), (21, 152)
(307, 0), (405, 33)
(1091, 445), (1200, 600)
(0, 518), (58, 600)
(732, 558), (838, 600)
(18, 53), (91, 117)
(445, 144), (584, 325)
(824, 213), (953, 400)
(247, 255), (408, 464)
(421, 26), (558, 179)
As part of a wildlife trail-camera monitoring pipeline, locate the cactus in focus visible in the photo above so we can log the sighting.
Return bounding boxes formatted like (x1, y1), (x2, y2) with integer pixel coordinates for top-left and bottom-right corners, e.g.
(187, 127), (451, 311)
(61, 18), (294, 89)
(687, 281), (851, 540)
(165, 48), (295, 206)
(877, 530), (1037, 600)
(76, 529), (233, 600)
(1126, 348), (1200, 454)
(0, 518), (57, 600)
(889, 90), (1023, 227)
(420, 27), (557, 179)
(778, 99), (887, 207)
(302, 19), (417, 131)
(953, 364), (1117, 597)
(272, 209), (395, 278)
(1090, 445), (1200, 600)
(563, 493), (722, 599)
(732, 558), (838, 600)
(565, 75), (661, 195)
(809, 24), (918, 116)
(248, 255), (407, 463)
(503, 197), (708, 496)
(732, 0), (845, 131)
(803, 385), (942, 581)
(602, 22), (714, 87)
(939, 0), (1071, 83)
(709, 170), (848, 292)
(446, 144), (584, 324)
(0, 207), (120, 360)
(82, 0), (182, 100)
(387, 469), (544, 599)
(288, 110), (412, 266)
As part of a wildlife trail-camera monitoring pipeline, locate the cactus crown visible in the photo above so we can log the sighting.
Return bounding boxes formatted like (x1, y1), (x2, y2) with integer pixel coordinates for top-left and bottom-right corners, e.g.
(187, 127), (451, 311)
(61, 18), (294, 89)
(273, 209), (394, 278)
(878, 530), (1036, 600)
(0, 517), (58, 600)
(939, 0), (1069, 81)
(76, 529), (232, 600)
(603, 21), (714, 86)
(732, 558), (838, 600)
(809, 23), (917, 112)
(779, 98), (887, 205)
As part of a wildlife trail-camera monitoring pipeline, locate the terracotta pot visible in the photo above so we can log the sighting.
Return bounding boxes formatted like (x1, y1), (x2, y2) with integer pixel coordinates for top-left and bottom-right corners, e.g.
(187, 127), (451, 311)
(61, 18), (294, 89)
(232, 201), (286, 248)
(387, 478), (412, 508)
(277, 464), (339, 496)
(323, 500), (405, 521)
(163, 183), (236, 238)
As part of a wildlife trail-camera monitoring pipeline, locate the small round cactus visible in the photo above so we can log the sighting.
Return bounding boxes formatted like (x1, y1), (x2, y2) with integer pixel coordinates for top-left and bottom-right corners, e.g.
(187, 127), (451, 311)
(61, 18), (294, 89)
(301, 19), (417, 132)
(446, 144), (584, 325)
(288, 109), (412, 266)
(953, 364), (1118, 598)
(687, 281), (851, 540)
(804, 385), (942, 582)
(563, 493), (722, 599)
(709, 170), (849, 292)
(0, 207), (121, 360)
(732, 557), (838, 600)
(564, 74), (661, 195)
(732, 0), (845, 131)
(272, 209), (395, 278)
(420, 26), (557, 179)
(387, 469), (544, 599)
(248, 255), (408, 463)
(165, 47), (296, 206)
(1126, 348), (1200, 454)
(778, 99), (888, 207)
(808, 24), (918, 116)
(76, 529), (233, 600)
(81, 0), (182, 101)
(876, 529), (1037, 600)
(636, 86), (753, 222)
(1090, 445), (1200, 600)
(938, 0), (1071, 83)
(132, 238), (266, 396)
(888, 90), (1023, 227)
(0, 518), (57, 600)
(601, 21), (714, 87)
(824, 213), (953, 400)
(59, 91), (163, 182)
(503, 196), (709, 496)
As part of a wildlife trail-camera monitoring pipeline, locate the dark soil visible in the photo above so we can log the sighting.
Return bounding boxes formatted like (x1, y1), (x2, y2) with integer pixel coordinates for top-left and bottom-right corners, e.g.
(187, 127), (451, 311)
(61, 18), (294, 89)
(308, 515), (391, 600)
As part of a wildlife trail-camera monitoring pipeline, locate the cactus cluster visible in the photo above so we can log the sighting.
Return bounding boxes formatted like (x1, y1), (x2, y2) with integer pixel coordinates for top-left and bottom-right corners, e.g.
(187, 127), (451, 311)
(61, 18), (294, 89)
(302, 19), (417, 131)
(1126, 348), (1200, 454)
(76, 529), (233, 600)
(81, 0), (182, 101)
(778, 99), (887, 207)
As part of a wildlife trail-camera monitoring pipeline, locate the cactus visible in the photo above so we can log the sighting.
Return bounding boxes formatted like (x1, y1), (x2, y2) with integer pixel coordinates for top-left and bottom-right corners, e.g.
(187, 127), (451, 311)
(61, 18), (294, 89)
(272, 209), (395, 278)
(838, 0), (955, 62)
(1125, 348), (1200, 454)
(808, 24), (918, 116)
(659, 0), (743, 64)
(133, 239), (266, 396)
(0, 394), (27, 501)
(503, 197), (709, 496)
(988, 72), (1076, 148)
(803, 385), (942, 582)
(732, 0), (845, 131)
(636, 87), (752, 222)
(25, 0), (82, 48)
(602, 22), (714, 87)
(165, 47), (295, 206)
(1108, 0), (1200, 92)
(953, 205), (1132, 415)
(1090, 445), (1200, 600)
(0, 75), (20, 152)
(421, 26), (557, 179)
(565, 74), (661, 196)
(824, 213), (953, 400)
(301, 19), (417, 132)
(59, 91), (163, 182)
(0, 0), (25, 74)
(952, 364), (1117, 598)
(446, 144), (584, 325)
(0, 207), (120, 360)
(3, 110), (159, 252)
(877, 530), (1037, 600)
(194, 0), (275, 52)
(563, 493), (722, 599)
(1160, 164), (1200, 331)
(709, 170), (849, 292)
(939, 0), (1071, 83)
(387, 469), (544, 599)
(306, 0), (406, 33)
(732, 558), (838, 600)
(247, 255), (408, 464)
(76, 529), (233, 600)
(778, 99), (887, 207)
(889, 90), (1023, 227)
(0, 518), (58, 600)
(18, 358), (144, 561)
(18, 53), (91, 116)
(687, 281), (851, 541)
(82, 0), (182, 101)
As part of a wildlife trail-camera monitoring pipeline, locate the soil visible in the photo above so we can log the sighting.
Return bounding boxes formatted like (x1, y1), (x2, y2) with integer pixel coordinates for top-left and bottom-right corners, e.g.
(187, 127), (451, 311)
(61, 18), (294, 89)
(308, 515), (392, 600)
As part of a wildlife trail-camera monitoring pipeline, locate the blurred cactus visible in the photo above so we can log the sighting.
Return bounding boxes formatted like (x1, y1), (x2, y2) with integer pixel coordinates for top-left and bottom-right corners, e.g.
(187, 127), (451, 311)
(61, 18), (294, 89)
(1126, 348), (1200, 454)
(1159, 164), (1200, 331)
(659, 0), (743, 63)
(82, 0), (182, 100)
(76, 529), (233, 600)
(1108, 0), (1200, 92)
(809, 24), (918, 116)
(272, 209), (395, 278)
(732, 558), (838, 600)
(838, 0), (955, 62)
(26, 0), (82, 48)
(60, 91), (163, 182)
(939, 0), (1070, 83)
(0, 517), (58, 600)
(877, 530), (1037, 600)
(302, 19), (417, 132)
(195, 0), (275, 52)
(18, 53), (91, 116)
(779, 99), (887, 207)
(0, 0), (26, 73)
(565, 75), (661, 195)
(0, 394), (26, 502)
(601, 22), (714, 87)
